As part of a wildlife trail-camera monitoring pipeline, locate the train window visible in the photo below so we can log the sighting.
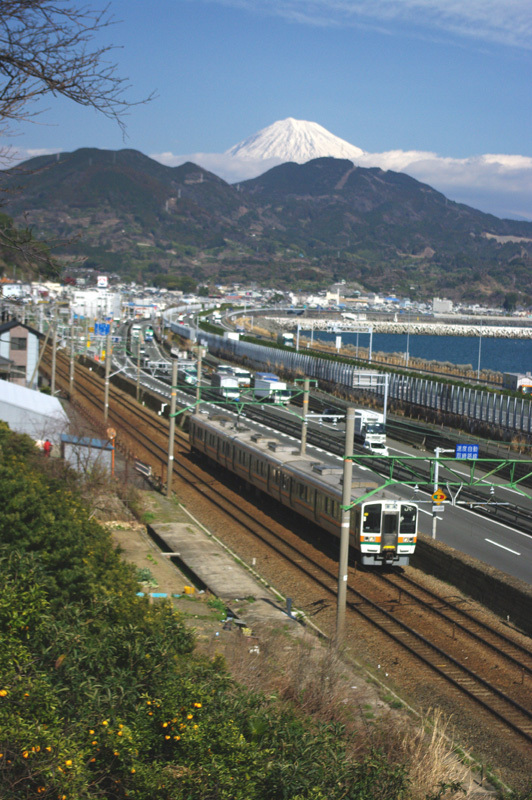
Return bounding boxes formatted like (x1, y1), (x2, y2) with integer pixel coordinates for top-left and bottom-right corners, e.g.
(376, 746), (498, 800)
(281, 473), (290, 490)
(261, 461), (267, 477)
(362, 503), (382, 533)
(298, 483), (307, 500)
(195, 426), (204, 441)
(400, 505), (417, 534)
(209, 433), (216, 446)
(273, 469), (280, 485)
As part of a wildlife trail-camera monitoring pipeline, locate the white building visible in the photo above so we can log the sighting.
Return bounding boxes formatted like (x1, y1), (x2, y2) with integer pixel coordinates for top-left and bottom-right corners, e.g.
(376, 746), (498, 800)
(0, 381), (68, 443)
(70, 289), (122, 319)
(433, 297), (454, 314)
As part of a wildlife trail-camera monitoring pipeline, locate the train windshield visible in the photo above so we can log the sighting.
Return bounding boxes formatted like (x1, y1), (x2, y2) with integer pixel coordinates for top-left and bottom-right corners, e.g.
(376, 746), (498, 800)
(362, 503), (381, 533)
(399, 504), (417, 534)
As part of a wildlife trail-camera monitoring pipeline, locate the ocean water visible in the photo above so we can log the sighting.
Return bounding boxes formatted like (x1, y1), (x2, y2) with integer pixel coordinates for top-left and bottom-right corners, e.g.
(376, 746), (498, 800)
(303, 330), (532, 375)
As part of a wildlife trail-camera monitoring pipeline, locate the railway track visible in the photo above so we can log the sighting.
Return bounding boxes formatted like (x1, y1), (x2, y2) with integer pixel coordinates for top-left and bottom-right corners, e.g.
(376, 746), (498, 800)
(43, 350), (532, 749)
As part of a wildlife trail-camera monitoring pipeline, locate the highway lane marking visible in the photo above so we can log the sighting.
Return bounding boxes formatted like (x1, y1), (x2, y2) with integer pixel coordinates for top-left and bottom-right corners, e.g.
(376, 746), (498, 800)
(456, 504), (532, 540)
(484, 539), (521, 556)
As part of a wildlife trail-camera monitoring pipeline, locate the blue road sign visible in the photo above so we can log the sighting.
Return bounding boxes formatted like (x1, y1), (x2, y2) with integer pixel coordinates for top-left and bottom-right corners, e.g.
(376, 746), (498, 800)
(455, 443), (479, 459)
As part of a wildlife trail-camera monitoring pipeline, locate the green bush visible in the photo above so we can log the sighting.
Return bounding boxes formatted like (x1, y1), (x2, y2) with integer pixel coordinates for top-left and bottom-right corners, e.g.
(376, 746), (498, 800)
(0, 421), (412, 799)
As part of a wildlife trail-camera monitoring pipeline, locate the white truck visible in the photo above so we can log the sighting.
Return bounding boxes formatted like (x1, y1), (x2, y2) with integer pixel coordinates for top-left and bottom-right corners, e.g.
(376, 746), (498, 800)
(502, 372), (532, 395)
(253, 372), (291, 405)
(277, 332), (295, 347)
(210, 373), (240, 401)
(354, 409), (388, 455)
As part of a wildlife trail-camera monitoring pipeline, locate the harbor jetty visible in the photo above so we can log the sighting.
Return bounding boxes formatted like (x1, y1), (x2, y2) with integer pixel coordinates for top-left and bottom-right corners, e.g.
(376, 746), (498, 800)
(266, 317), (532, 339)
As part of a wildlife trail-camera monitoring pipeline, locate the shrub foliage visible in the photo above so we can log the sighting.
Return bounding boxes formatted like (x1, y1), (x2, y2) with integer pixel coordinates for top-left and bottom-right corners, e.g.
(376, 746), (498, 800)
(0, 422), (410, 799)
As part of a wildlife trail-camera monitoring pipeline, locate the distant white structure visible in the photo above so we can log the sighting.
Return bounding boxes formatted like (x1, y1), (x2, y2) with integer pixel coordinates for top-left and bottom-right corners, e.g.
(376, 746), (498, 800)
(71, 289), (122, 319)
(1, 283), (30, 299)
(433, 297), (453, 314)
(0, 381), (68, 442)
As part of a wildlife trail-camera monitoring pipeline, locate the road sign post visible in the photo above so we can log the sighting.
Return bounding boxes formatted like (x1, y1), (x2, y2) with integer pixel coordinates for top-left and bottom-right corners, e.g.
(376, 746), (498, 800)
(432, 447), (453, 539)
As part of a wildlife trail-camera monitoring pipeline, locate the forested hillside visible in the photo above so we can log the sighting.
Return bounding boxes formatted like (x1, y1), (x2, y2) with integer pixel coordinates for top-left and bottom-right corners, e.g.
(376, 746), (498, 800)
(2, 150), (532, 302)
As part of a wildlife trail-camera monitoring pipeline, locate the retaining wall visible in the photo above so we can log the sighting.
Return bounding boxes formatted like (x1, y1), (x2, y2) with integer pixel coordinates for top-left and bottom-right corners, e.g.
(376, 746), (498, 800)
(412, 535), (532, 637)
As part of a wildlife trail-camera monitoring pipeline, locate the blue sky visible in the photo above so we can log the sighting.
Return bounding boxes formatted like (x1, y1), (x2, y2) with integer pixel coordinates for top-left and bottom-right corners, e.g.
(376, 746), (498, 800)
(5, 0), (532, 218)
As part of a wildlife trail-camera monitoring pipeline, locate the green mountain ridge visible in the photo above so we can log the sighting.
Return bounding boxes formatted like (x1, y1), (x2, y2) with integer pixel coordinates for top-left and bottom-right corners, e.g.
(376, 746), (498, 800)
(1, 147), (531, 301)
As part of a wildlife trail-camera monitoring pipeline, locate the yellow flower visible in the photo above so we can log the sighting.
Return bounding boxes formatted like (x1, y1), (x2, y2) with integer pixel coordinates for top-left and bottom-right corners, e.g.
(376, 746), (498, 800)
(113, 751), (119, 756)
(130, 768), (136, 774)
(187, 714), (193, 720)
(22, 751), (29, 759)
(117, 731), (122, 736)
(193, 702), (202, 708)
(92, 741), (97, 746)
(165, 735), (170, 740)
(174, 735), (180, 741)
(162, 722), (168, 728)
(65, 759), (72, 767)
(0, 689), (7, 697)
(102, 720), (108, 726)
(89, 730), (94, 735)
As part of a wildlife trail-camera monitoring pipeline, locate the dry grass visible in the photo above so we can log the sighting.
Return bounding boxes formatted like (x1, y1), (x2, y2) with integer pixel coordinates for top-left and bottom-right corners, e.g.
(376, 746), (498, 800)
(217, 629), (478, 798)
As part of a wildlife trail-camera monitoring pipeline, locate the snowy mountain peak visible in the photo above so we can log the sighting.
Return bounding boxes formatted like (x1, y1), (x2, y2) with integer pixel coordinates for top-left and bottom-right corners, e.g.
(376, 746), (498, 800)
(225, 118), (365, 163)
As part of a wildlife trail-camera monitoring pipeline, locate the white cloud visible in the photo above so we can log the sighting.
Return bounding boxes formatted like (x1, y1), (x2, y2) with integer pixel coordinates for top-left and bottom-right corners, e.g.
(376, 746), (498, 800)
(195, 0), (532, 48)
(151, 150), (284, 182)
(150, 146), (532, 220)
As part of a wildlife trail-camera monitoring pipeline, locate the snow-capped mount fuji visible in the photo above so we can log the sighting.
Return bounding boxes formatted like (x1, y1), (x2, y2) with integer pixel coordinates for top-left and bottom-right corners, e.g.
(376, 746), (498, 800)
(225, 117), (364, 164)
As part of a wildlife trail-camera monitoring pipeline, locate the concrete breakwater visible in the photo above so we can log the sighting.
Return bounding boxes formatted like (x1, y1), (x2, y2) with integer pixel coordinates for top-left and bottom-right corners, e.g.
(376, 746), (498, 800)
(268, 317), (532, 339)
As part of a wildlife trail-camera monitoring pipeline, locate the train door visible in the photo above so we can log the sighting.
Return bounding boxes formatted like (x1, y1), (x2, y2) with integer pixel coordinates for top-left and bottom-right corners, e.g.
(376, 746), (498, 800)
(382, 511), (398, 552)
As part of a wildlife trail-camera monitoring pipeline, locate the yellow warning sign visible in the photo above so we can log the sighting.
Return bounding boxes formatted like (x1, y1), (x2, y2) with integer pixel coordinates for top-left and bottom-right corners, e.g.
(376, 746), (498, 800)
(432, 489), (447, 504)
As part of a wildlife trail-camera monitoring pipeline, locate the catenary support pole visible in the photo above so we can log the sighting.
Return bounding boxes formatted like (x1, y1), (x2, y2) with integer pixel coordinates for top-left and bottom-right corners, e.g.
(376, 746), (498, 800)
(300, 378), (310, 455)
(51, 322), (57, 396)
(336, 407), (355, 646)
(103, 331), (111, 423)
(69, 324), (75, 396)
(136, 336), (141, 402)
(166, 360), (178, 498)
(195, 345), (204, 414)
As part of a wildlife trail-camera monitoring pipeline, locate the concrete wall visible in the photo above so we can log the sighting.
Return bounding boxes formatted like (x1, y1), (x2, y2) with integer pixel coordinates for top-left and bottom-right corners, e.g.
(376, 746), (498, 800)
(412, 535), (532, 637)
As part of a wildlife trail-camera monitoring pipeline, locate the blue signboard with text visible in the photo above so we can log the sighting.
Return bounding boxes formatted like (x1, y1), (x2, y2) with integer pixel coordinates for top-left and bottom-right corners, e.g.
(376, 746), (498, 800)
(455, 444), (479, 460)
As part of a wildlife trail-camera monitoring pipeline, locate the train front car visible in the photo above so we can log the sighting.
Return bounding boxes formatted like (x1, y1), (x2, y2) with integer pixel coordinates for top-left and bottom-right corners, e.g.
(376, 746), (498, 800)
(358, 497), (418, 566)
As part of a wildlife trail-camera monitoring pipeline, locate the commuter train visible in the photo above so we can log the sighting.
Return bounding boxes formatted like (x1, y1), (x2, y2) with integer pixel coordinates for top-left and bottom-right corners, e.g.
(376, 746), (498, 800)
(189, 413), (418, 566)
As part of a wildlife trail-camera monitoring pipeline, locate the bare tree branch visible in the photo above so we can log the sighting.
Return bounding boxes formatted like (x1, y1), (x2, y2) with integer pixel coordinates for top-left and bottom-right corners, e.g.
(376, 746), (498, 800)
(0, 1), (155, 279)
(0, 1), (153, 137)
